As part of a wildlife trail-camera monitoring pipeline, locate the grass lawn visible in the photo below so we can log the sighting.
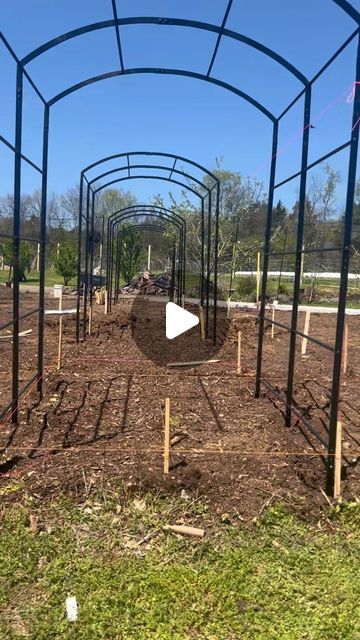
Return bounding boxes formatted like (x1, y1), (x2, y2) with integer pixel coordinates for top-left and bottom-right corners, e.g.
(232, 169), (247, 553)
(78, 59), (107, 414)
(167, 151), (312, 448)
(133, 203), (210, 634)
(0, 270), (76, 288)
(1, 482), (360, 639)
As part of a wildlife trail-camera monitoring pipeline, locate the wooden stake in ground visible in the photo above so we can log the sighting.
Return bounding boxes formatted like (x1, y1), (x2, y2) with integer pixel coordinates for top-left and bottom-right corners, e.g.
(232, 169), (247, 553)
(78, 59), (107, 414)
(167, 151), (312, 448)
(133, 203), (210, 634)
(164, 398), (170, 474)
(227, 298), (231, 320)
(271, 306), (275, 339)
(334, 420), (342, 499)
(237, 330), (242, 375)
(57, 290), (63, 370)
(88, 304), (93, 336)
(342, 322), (348, 374)
(104, 289), (108, 315)
(301, 311), (311, 356)
(198, 305), (205, 341)
(256, 251), (261, 305)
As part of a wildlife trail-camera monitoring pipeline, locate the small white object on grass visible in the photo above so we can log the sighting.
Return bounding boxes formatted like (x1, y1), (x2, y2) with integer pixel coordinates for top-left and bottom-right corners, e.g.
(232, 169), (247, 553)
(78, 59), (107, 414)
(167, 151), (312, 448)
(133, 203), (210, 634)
(65, 596), (78, 622)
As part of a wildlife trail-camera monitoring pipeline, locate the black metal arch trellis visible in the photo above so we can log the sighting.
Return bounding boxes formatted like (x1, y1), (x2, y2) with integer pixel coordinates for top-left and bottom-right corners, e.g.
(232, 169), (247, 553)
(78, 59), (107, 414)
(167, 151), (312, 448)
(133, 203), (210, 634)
(0, 0), (359, 497)
(78, 152), (220, 344)
(110, 222), (176, 306)
(105, 208), (185, 313)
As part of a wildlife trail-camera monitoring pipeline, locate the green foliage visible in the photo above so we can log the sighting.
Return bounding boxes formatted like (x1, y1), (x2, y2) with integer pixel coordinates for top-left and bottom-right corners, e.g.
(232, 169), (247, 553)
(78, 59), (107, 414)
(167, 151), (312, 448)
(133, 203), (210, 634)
(0, 239), (34, 281)
(119, 227), (144, 282)
(235, 276), (288, 301)
(52, 242), (77, 285)
(1, 491), (360, 639)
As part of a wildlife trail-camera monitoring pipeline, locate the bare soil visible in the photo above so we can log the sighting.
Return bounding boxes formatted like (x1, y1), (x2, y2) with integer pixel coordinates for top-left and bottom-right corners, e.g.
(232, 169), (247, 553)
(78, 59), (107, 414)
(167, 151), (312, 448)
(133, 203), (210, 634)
(0, 288), (359, 521)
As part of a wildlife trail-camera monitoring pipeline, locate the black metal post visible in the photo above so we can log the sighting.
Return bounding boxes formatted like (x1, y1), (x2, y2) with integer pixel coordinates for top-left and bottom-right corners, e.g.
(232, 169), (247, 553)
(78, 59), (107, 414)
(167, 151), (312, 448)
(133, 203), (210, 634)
(37, 103), (49, 395)
(326, 36), (360, 494)
(285, 86), (312, 426)
(11, 64), (23, 423)
(76, 174), (84, 343)
(205, 191), (212, 336)
(82, 185), (90, 340)
(171, 243), (176, 302)
(89, 192), (95, 317)
(255, 121), (279, 397)
(212, 183), (220, 344)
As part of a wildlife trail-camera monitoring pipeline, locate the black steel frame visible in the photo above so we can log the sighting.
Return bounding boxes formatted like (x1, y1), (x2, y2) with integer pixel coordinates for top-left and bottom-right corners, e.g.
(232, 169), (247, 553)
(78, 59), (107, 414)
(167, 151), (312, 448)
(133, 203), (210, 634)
(106, 207), (185, 308)
(1, 1), (359, 496)
(77, 152), (220, 343)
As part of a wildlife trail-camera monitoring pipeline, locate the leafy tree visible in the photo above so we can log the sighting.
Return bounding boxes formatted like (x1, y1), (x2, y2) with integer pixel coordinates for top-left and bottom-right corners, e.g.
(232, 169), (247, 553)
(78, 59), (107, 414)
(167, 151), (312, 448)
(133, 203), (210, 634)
(119, 227), (144, 282)
(0, 239), (34, 281)
(52, 242), (77, 285)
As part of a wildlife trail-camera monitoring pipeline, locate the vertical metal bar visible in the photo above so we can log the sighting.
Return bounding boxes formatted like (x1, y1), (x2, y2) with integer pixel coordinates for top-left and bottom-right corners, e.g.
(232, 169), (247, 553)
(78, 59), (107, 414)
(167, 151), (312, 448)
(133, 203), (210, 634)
(37, 103), (49, 395)
(100, 214), (105, 282)
(82, 185), (90, 340)
(76, 174), (83, 343)
(89, 193), (95, 315)
(326, 36), (360, 495)
(285, 86), (312, 426)
(212, 182), (220, 344)
(182, 220), (186, 306)
(115, 229), (121, 303)
(106, 217), (111, 312)
(255, 121), (279, 397)
(11, 64), (23, 423)
(176, 233), (181, 305)
(200, 198), (205, 306)
(171, 243), (176, 302)
(109, 221), (115, 310)
(205, 191), (212, 336)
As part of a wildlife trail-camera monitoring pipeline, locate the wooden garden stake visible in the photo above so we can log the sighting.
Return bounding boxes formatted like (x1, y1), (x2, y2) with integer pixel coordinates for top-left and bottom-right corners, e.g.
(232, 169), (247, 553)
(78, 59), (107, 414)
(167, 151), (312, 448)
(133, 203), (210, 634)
(104, 289), (108, 315)
(271, 306), (275, 339)
(334, 420), (342, 499)
(164, 398), (170, 474)
(199, 305), (205, 341)
(227, 298), (231, 319)
(237, 331), (242, 375)
(301, 311), (310, 356)
(57, 291), (63, 370)
(88, 304), (93, 336)
(256, 251), (261, 305)
(342, 322), (348, 373)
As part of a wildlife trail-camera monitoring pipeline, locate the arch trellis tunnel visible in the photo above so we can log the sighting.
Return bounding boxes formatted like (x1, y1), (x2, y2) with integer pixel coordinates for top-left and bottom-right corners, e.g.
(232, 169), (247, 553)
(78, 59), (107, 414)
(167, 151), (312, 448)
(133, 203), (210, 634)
(0, 0), (359, 495)
(77, 151), (220, 344)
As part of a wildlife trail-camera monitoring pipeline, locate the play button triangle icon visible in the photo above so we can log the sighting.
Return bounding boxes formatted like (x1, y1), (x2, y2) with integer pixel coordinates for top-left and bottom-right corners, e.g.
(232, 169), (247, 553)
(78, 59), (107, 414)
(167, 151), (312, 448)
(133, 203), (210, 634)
(166, 302), (199, 339)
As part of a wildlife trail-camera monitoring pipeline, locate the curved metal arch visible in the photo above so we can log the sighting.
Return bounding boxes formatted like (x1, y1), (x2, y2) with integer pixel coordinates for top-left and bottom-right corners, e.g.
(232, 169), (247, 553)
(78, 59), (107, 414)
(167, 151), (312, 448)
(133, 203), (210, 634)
(20, 16), (310, 83)
(84, 151), (219, 183)
(107, 203), (186, 228)
(48, 67), (276, 121)
(92, 173), (207, 200)
(92, 164), (210, 197)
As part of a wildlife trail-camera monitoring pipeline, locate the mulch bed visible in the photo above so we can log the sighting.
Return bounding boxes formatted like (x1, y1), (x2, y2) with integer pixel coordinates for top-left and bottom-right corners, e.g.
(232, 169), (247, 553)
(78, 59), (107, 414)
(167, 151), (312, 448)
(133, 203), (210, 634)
(0, 291), (359, 521)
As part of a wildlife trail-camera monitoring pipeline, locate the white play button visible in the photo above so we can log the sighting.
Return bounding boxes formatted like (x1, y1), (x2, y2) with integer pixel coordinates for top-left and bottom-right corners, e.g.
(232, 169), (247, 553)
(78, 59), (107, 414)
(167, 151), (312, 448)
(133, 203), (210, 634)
(166, 302), (199, 339)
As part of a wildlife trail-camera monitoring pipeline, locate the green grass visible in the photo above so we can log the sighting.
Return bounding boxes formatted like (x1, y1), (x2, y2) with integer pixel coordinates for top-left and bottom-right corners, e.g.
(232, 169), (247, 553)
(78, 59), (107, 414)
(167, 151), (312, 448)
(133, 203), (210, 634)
(1, 484), (360, 639)
(0, 270), (77, 288)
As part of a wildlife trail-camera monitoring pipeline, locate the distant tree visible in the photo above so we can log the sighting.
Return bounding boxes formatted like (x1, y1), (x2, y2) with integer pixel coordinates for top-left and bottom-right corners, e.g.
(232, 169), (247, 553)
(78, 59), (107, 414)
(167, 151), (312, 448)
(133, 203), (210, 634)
(0, 239), (34, 281)
(120, 227), (144, 282)
(52, 242), (77, 285)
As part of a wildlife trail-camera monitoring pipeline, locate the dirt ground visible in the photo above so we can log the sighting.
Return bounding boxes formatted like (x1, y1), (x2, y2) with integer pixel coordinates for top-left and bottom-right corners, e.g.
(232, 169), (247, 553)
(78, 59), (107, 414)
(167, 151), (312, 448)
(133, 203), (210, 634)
(0, 288), (359, 521)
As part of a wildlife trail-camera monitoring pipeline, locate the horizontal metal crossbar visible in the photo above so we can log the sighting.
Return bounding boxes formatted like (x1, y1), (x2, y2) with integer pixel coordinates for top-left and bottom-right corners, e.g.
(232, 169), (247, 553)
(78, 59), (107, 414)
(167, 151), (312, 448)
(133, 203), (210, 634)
(266, 246), (342, 257)
(0, 307), (39, 332)
(0, 135), (44, 174)
(263, 316), (335, 352)
(0, 231), (40, 244)
(260, 377), (327, 447)
(0, 371), (38, 422)
(274, 140), (352, 190)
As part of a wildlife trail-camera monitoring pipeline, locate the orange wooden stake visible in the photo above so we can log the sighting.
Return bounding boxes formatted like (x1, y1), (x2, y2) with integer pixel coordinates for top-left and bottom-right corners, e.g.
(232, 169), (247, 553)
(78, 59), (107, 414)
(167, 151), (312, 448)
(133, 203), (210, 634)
(164, 398), (170, 474)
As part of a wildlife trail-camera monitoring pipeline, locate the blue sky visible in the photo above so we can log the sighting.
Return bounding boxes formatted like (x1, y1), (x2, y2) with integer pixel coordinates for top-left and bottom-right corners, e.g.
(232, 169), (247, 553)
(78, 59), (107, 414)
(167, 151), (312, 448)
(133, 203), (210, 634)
(0, 0), (360, 211)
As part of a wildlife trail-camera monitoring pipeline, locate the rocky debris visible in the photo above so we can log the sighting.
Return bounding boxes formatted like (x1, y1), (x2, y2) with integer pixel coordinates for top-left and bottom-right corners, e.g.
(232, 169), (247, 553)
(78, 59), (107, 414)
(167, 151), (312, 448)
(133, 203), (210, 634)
(120, 270), (172, 295)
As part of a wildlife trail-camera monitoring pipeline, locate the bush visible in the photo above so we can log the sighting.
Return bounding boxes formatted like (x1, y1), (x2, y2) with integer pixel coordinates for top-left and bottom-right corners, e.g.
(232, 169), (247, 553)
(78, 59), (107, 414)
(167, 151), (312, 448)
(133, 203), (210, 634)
(234, 276), (289, 301)
(52, 243), (77, 285)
